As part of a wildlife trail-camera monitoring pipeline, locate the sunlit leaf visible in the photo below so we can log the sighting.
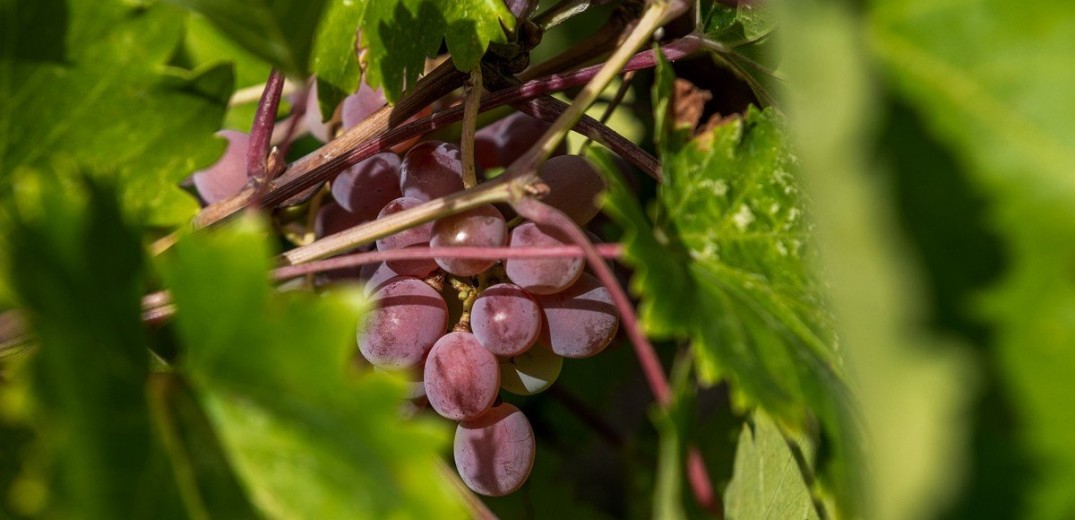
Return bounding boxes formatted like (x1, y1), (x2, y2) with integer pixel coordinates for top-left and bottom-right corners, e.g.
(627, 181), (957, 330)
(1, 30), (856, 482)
(724, 411), (819, 520)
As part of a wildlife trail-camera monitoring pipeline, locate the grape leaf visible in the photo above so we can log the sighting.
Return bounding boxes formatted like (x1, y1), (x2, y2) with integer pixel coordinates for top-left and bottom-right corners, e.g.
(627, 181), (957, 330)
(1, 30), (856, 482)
(597, 63), (859, 514)
(776, 3), (978, 520)
(700, 1), (776, 43)
(312, 0), (366, 121)
(166, 0), (328, 78)
(0, 0), (232, 227)
(870, 1), (1075, 518)
(359, 0), (515, 101)
(698, 1), (781, 107)
(3, 176), (185, 518)
(724, 412), (820, 520)
(162, 216), (467, 519)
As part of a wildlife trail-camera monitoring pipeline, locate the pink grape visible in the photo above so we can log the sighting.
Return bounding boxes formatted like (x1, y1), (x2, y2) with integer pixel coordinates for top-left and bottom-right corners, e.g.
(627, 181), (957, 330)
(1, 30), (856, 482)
(331, 152), (402, 221)
(399, 141), (464, 201)
(423, 332), (500, 421)
(471, 283), (541, 356)
(429, 205), (507, 276)
(504, 222), (584, 294)
(314, 200), (365, 238)
(535, 273), (619, 358)
(191, 130), (250, 205)
(454, 403), (536, 496)
(358, 277), (447, 370)
(375, 197), (438, 277)
(474, 112), (567, 168)
(359, 262), (401, 295)
(302, 80), (333, 142)
(340, 81), (387, 130)
(538, 155), (606, 226)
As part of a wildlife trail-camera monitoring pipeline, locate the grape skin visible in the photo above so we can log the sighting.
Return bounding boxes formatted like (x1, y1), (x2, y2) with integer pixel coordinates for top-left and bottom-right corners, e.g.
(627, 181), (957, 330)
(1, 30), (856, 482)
(499, 343), (563, 395)
(474, 112), (566, 168)
(375, 197), (438, 277)
(538, 155), (607, 226)
(331, 152), (401, 221)
(424, 332), (500, 421)
(399, 141), (464, 201)
(454, 403), (536, 497)
(430, 205), (507, 276)
(191, 130), (250, 205)
(471, 283), (541, 357)
(535, 273), (619, 358)
(505, 222), (584, 295)
(340, 81), (387, 131)
(358, 277), (447, 370)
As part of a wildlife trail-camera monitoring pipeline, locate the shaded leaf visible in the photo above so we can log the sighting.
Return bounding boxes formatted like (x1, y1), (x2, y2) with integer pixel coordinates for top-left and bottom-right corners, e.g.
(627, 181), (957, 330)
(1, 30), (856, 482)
(166, 0), (328, 77)
(359, 0), (514, 101)
(162, 215), (467, 519)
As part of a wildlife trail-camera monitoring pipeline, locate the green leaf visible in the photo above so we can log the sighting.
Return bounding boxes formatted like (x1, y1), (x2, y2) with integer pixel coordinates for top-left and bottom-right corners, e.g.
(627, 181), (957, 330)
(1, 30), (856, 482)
(359, 0), (514, 102)
(312, 0), (366, 121)
(698, 1), (782, 107)
(724, 411), (820, 520)
(0, 0), (232, 227)
(162, 215), (467, 519)
(166, 0), (328, 78)
(651, 355), (695, 520)
(4, 176), (185, 518)
(870, 1), (1075, 518)
(777, 3), (977, 520)
(700, 1), (776, 43)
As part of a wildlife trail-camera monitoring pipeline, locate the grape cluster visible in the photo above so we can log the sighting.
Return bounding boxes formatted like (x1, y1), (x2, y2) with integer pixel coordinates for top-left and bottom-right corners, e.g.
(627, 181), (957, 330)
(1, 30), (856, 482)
(190, 105), (615, 497)
(348, 117), (614, 497)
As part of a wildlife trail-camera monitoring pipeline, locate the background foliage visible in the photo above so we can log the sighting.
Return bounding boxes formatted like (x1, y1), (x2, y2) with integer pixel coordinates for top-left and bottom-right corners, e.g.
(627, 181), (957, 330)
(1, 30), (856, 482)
(0, 0), (1072, 518)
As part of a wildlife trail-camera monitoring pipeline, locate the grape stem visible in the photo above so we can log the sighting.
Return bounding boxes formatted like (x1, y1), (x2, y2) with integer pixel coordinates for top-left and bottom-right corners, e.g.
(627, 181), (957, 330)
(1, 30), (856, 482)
(194, 37), (700, 229)
(248, 69), (285, 188)
(273, 243), (624, 280)
(460, 67), (483, 189)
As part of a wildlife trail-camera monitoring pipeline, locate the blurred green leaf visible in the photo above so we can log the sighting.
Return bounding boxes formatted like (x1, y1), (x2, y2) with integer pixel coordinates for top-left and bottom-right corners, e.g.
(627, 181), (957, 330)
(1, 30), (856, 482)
(777, 2), (977, 520)
(166, 0), (327, 78)
(359, 0), (514, 101)
(312, 0), (366, 121)
(868, 3), (1075, 517)
(0, 0), (232, 228)
(724, 411), (819, 520)
(4, 176), (185, 518)
(651, 356), (694, 520)
(162, 215), (467, 519)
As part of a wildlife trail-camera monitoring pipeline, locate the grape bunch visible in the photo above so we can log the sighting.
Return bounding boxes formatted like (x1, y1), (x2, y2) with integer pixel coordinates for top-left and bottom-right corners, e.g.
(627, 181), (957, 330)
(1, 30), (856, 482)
(346, 117), (614, 497)
(190, 106), (615, 497)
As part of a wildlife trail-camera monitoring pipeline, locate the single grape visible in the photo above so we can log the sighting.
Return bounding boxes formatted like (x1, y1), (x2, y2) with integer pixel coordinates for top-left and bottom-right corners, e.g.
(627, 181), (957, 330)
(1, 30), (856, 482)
(499, 343), (563, 395)
(358, 277), (447, 369)
(474, 112), (567, 168)
(535, 273), (619, 358)
(471, 283), (541, 356)
(331, 152), (402, 221)
(429, 205), (507, 276)
(340, 81), (387, 130)
(359, 262), (401, 295)
(538, 155), (606, 226)
(454, 403), (535, 497)
(191, 130), (250, 205)
(399, 141), (464, 201)
(314, 200), (366, 238)
(302, 80), (333, 142)
(424, 332), (499, 421)
(375, 197), (438, 277)
(504, 222), (584, 294)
